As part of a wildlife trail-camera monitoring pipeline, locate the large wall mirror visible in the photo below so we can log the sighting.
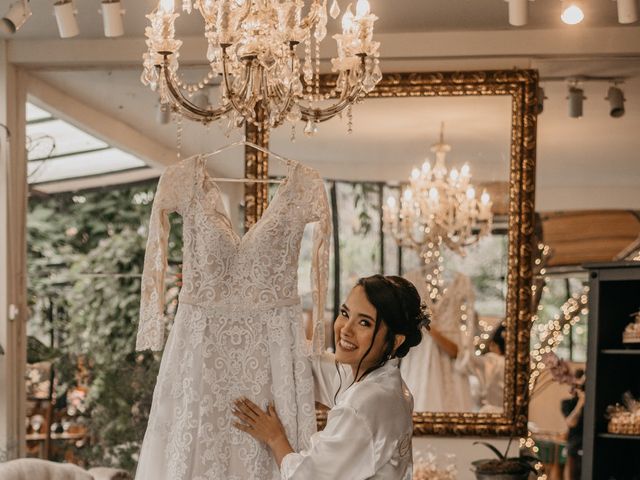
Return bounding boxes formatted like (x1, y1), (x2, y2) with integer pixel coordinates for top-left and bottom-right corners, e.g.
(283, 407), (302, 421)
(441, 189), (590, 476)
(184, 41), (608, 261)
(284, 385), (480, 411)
(246, 70), (538, 436)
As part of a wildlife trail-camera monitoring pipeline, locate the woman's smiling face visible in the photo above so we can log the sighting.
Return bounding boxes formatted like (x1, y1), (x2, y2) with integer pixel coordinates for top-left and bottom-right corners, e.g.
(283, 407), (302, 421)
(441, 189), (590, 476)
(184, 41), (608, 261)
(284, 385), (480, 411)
(334, 285), (389, 377)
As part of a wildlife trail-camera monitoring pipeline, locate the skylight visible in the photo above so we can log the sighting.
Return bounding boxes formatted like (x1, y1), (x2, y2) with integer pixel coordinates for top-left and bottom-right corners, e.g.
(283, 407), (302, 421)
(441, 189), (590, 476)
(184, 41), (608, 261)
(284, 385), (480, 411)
(26, 102), (151, 187)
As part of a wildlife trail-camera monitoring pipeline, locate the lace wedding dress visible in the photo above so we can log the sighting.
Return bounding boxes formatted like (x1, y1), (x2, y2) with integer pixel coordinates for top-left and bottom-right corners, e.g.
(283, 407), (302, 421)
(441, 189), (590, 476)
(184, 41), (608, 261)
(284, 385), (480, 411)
(134, 156), (330, 480)
(400, 271), (474, 412)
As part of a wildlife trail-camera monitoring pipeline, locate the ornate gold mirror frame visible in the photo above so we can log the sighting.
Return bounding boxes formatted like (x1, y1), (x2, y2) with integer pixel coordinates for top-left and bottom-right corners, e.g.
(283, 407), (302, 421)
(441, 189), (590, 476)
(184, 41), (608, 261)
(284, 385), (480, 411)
(244, 69), (538, 436)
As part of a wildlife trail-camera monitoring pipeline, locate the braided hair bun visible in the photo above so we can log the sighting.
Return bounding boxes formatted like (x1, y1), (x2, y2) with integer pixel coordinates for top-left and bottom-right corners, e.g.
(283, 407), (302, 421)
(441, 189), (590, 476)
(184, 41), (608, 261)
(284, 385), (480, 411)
(356, 275), (431, 359)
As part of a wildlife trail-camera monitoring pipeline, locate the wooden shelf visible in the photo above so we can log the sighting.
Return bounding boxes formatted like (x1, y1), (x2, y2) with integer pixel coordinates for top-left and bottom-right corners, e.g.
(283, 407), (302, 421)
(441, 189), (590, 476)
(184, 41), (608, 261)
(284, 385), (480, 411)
(598, 433), (640, 440)
(601, 348), (640, 355)
(26, 432), (86, 442)
(582, 264), (640, 480)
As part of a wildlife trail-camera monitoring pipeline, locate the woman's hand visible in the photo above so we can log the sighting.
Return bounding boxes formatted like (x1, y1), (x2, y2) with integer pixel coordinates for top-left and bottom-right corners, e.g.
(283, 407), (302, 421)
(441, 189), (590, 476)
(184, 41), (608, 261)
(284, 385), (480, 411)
(232, 397), (294, 466)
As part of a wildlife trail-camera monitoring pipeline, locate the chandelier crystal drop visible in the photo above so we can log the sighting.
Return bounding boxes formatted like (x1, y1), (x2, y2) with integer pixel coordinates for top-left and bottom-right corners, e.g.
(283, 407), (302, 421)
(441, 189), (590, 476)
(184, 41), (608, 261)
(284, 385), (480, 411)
(383, 124), (494, 296)
(141, 0), (382, 131)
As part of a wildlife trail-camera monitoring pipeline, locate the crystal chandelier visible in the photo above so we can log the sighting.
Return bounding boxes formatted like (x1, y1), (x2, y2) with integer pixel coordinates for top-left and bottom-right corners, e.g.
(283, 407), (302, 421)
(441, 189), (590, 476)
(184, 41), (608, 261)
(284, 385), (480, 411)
(382, 124), (493, 297)
(141, 0), (382, 132)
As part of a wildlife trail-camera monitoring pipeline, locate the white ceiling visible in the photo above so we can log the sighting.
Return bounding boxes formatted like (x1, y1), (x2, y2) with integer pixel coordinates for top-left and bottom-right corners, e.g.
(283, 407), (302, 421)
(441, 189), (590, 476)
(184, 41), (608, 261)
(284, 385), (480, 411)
(6, 0), (640, 210)
(2, 0), (635, 39)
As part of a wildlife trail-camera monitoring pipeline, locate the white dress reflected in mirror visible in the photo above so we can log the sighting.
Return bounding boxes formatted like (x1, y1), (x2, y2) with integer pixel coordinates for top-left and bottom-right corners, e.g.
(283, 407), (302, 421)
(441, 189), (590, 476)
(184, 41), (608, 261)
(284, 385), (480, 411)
(400, 271), (474, 412)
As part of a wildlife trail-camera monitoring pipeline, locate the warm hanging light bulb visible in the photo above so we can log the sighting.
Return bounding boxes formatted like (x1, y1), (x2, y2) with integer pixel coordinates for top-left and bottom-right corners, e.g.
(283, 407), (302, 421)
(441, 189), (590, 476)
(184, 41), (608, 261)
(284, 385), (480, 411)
(411, 168), (420, 180)
(561, 1), (584, 24)
(421, 160), (431, 175)
(355, 0), (370, 19)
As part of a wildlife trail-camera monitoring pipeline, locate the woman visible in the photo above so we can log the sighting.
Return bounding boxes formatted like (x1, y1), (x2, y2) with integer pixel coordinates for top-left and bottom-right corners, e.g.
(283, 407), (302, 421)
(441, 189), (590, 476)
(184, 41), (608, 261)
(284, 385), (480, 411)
(232, 275), (428, 479)
(400, 270), (474, 412)
(455, 323), (506, 412)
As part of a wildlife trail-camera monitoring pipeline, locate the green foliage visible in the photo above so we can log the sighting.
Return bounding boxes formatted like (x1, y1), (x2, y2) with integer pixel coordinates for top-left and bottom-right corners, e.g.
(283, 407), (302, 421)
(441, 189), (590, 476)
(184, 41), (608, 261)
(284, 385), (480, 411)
(27, 182), (182, 473)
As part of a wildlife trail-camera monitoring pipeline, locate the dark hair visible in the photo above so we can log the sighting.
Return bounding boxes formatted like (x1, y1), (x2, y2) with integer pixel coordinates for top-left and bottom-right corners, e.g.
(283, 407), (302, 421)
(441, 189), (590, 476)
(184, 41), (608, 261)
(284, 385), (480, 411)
(335, 274), (429, 394)
(490, 324), (506, 356)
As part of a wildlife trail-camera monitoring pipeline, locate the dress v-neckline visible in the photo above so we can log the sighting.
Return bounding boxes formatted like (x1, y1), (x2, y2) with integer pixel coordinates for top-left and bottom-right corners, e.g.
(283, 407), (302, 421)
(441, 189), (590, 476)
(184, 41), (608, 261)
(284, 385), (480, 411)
(198, 157), (298, 244)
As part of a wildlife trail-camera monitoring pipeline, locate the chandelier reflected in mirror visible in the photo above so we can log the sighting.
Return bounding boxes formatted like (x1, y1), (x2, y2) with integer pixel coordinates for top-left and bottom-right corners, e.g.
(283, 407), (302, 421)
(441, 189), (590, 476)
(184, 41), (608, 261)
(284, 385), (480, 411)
(382, 124), (494, 298)
(141, 0), (382, 132)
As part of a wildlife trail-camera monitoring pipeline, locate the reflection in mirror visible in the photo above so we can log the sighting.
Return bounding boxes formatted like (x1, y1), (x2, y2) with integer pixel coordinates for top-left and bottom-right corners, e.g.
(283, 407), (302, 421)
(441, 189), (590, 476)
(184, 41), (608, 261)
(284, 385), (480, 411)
(270, 93), (513, 414)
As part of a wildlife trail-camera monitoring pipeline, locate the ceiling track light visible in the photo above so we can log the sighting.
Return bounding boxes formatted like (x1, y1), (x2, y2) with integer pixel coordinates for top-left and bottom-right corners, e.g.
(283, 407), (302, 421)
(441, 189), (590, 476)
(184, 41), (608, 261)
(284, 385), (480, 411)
(506, 0), (533, 27)
(54, 0), (79, 38)
(615, 0), (639, 24)
(0, 0), (31, 35)
(560, 0), (584, 25)
(567, 80), (586, 118)
(606, 84), (626, 118)
(100, 0), (125, 38)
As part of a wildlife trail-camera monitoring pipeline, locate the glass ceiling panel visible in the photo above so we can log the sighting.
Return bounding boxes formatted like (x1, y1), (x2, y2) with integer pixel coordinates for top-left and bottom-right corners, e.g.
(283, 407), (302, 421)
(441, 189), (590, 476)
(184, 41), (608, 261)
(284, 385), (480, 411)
(27, 119), (108, 161)
(28, 148), (147, 184)
(26, 103), (52, 122)
(25, 102), (153, 187)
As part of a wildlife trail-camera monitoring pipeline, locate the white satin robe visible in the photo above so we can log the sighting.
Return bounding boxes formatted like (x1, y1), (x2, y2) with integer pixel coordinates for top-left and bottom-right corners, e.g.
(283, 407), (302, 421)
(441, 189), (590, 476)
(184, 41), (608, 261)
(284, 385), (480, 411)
(280, 354), (414, 480)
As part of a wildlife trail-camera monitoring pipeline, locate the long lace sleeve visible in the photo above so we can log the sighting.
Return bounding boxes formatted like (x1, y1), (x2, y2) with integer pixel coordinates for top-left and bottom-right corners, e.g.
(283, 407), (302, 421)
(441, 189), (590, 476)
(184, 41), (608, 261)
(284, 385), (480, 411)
(306, 171), (331, 355)
(136, 160), (192, 351)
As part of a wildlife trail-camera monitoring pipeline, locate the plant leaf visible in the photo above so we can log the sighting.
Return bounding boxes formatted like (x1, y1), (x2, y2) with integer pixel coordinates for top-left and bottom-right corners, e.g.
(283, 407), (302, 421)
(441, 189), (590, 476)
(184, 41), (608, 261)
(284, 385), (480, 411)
(473, 441), (506, 461)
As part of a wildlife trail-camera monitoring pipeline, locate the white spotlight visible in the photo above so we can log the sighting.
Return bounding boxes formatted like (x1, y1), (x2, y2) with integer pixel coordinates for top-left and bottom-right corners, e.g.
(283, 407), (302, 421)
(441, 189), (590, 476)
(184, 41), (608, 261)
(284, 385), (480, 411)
(506, 0), (531, 26)
(561, 0), (584, 24)
(616, 0), (639, 24)
(568, 86), (585, 118)
(157, 102), (172, 124)
(54, 0), (79, 39)
(101, 0), (124, 38)
(0, 0), (32, 35)
(606, 86), (625, 118)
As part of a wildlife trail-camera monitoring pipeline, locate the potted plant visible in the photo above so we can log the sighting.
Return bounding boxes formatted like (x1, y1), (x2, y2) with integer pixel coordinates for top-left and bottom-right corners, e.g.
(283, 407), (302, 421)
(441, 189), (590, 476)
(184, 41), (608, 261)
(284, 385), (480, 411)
(471, 441), (538, 480)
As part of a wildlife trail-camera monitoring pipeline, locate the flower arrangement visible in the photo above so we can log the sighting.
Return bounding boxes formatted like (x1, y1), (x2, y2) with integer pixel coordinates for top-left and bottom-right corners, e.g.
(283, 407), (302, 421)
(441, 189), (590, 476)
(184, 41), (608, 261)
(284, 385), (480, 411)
(606, 392), (640, 435)
(413, 449), (457, 480)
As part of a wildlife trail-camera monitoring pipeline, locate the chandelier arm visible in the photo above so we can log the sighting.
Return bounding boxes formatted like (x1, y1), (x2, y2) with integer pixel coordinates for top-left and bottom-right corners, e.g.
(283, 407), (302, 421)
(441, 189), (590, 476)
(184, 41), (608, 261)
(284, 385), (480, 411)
(269, 83), (296, 127)
(221, 51), (255, 118)
(299, 56), (367, 122)
(299, 84), (363, 122)
(160, 63), (233, 120)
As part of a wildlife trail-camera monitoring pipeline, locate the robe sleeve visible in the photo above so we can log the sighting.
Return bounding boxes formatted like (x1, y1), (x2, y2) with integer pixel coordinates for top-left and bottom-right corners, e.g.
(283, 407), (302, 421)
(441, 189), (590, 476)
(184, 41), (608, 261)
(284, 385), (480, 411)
(280, 406), (376, 480)
(305, 169), (331, 355)
(136, 160), (192, 351)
